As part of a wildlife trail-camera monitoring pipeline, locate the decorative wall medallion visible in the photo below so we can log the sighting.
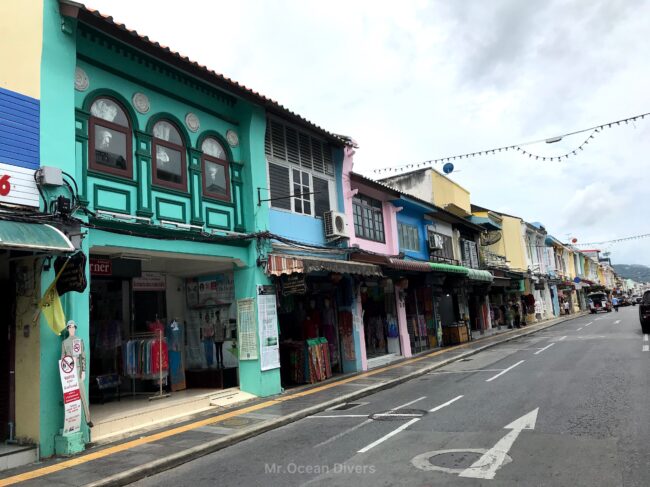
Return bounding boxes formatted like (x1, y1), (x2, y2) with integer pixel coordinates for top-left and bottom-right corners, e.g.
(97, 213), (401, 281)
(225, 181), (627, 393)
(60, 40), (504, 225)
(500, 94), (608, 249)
(185, 112), (200, 132)
(74, 67), (89, 91)
(226, 129), (239, 147)
(132, 92), (150, 114)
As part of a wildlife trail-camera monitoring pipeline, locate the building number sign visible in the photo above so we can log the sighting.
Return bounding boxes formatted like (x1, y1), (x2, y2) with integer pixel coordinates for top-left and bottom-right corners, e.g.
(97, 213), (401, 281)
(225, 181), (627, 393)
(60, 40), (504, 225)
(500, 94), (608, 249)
(0, 174), (10, 196)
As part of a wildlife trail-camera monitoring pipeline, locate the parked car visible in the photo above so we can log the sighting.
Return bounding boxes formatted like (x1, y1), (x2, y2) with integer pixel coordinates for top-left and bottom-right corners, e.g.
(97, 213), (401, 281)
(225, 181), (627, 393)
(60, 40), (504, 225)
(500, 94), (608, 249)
(588, 292), (612, 314)
(619, 296), (631, 307)
(633, 295), (642, 304)
(639, 291), (650, 333)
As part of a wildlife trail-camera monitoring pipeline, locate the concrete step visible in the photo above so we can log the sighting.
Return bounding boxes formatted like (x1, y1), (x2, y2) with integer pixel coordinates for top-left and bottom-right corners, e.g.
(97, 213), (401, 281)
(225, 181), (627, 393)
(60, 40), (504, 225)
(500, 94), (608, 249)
(0, 444), (38, 472)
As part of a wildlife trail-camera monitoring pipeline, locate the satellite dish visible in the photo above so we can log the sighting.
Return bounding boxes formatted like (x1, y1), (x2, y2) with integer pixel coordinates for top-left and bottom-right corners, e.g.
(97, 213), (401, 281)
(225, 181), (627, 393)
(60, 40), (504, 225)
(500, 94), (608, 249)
(442, 162), (454, 174)
(481, 230), (502, 246)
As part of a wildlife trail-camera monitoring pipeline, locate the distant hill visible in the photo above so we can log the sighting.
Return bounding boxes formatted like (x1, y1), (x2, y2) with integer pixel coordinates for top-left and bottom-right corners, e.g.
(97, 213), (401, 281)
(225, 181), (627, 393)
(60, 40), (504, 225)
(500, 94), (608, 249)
(613, 264), (650, 283)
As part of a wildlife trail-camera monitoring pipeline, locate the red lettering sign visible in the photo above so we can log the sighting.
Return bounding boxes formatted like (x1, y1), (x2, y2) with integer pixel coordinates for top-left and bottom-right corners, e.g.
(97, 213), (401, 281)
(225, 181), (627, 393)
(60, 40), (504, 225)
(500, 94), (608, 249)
(0, 174), (10, 196)
(90, 258), (112, 276)
(63, 389), (81, 404)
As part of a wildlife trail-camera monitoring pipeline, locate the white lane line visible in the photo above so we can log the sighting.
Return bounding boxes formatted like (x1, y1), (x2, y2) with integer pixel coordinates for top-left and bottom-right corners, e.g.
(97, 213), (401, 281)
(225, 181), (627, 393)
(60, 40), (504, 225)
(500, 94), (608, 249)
(308, 414), (368, 419)
(644, 334), (648, 342)
(486, 360), (525, 382)
(373, 413), (422, 418)
(614, 320), (621, 324)
(643, 345), (649, 352)
(558, 336), (567, 341)
(314, 419), (373, 447)
(395, 396), (427, 409)
(576, 327), (583, 331)
(428, 369), (504, 374)
(584, 322), (593, 327)
(534, 343), (555, 355)
(358, 418), (420, 453)
(429, 395), (464, 413)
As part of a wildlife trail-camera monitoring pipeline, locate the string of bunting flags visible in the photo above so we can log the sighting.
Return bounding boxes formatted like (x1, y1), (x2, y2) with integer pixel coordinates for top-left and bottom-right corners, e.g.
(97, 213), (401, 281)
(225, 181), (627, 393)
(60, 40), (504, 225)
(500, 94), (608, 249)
(372, 111), (650, 174)
(572, 232), (650, 246)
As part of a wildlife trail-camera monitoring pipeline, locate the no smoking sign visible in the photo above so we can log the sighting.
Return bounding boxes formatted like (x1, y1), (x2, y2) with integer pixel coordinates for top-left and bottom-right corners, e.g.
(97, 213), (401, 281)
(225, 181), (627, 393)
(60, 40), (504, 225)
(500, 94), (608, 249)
(61, 355), (75, 374)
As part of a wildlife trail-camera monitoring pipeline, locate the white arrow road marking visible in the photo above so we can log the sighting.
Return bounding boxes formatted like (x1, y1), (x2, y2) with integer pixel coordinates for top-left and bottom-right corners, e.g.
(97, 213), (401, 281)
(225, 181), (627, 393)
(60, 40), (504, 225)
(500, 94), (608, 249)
(614, 320), (621, 324)
(358, 418), (420, 453)
(644, 334), (648, 342)
(429, 395), (464, 412)
(459, 408), (539, 480)
(558, 336), (567, 341)
(643, 345), (649, 352)
(486, 360), (525, 382)
(534, 343), (555, 355)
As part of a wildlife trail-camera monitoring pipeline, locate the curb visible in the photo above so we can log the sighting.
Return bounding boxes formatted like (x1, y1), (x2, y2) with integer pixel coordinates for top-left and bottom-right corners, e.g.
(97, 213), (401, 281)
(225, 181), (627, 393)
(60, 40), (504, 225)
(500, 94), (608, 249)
(85, 312), (587, 487)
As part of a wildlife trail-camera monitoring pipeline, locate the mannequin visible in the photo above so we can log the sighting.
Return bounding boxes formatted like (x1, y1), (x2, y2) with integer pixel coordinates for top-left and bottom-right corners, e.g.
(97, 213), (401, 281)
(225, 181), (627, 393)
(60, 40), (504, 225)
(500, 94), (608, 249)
(61, 320), (92, 428)
(213, 309), (226, 369)
(200, 311), (215, 367)
(321, 298), (338, 367)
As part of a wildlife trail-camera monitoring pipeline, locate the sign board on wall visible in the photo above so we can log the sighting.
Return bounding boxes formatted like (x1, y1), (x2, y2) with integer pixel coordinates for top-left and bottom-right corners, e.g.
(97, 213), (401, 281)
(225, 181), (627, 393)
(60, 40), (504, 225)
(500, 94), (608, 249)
(90, 258), (112, 276)
(133, 272), (166, 291)
(0, 162), (39, 207)
(257, 285), (280, 371)
(59, 356), (82, 435)
(237, 298), (258, 360)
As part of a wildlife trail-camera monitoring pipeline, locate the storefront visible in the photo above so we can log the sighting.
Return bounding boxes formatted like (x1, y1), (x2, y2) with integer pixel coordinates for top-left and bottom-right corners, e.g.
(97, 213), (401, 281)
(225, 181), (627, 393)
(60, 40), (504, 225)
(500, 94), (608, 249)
(266, 253), (381, 384)
(0, 219), (76, 464)
(466, 269), (494, 332)
(487, 271), (512, 328)
(86, 245), (245, 443)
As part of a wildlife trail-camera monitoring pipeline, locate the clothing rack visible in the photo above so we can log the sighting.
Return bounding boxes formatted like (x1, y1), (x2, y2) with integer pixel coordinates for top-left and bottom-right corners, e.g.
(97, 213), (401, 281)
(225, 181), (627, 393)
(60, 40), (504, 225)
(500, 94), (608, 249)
(126, 331), (170, 401)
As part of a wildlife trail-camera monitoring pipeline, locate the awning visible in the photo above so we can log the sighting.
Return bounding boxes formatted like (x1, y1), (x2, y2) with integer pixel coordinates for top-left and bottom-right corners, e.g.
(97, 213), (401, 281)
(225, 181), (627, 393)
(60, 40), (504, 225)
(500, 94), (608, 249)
(468, 216), (502, 230)
(467, 269), (494, 282)
(428, 262), (469, 276)
(491, 276), (512, 287)
(387, 258), (433, 273)
(266, 253), (382, 277)
(0, 220), (75, 253)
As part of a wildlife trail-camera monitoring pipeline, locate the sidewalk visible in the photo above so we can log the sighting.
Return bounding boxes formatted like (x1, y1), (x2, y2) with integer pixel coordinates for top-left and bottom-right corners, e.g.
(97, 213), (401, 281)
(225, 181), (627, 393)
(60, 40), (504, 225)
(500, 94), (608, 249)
(0, 312), (587, 487)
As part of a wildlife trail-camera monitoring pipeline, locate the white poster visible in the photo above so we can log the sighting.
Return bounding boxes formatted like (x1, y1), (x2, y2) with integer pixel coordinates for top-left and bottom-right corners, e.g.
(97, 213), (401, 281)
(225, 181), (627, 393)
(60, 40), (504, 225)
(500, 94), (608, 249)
(59, 356), (82, 435)
(237, 298), (258, 360)
(257, 286), (280, 371)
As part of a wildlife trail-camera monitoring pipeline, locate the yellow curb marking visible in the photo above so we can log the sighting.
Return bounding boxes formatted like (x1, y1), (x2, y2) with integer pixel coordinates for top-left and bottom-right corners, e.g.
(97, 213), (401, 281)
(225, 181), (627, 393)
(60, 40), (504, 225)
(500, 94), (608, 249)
(0, 318), (562, 486)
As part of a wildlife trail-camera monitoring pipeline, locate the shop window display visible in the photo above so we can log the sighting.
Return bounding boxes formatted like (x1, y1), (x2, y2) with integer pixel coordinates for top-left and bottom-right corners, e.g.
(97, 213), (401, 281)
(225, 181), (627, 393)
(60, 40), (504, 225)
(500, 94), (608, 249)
(361, 279), (399, 358)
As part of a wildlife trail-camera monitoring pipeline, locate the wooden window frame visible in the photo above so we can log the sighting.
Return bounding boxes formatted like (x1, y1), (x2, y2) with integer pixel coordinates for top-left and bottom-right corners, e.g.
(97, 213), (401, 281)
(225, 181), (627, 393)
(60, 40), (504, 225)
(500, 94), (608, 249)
(88, 97), (133, 179)
(352, 195), (385, 243)
(201, 153), (231, 202)
(151, 121), (187, 192)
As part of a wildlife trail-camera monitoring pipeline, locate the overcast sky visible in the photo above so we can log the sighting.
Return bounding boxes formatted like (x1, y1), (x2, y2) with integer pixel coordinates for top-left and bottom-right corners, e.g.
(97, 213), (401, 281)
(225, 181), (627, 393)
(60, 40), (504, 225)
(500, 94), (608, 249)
(86, 0), (650, 266)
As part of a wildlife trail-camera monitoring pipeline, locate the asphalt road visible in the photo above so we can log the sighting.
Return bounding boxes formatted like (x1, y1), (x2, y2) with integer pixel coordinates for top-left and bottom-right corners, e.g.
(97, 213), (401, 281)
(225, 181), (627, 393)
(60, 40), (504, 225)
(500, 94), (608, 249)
(134, 306), (649, 487)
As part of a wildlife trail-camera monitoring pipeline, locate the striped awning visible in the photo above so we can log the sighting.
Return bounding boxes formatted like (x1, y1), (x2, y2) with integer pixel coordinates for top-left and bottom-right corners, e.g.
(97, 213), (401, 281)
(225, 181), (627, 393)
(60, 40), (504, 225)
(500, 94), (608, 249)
(429, 262), (470, 275)
(266, 253), (382, 277)
(467, 269), (494, 282)
(387, 258), (434, 273)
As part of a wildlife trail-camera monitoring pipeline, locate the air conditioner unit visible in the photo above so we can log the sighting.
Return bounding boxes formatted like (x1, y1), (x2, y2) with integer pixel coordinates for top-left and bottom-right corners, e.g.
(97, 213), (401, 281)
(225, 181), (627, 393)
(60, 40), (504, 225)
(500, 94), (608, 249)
(323, 210), (348, 239)
(428, 232), (444, 251)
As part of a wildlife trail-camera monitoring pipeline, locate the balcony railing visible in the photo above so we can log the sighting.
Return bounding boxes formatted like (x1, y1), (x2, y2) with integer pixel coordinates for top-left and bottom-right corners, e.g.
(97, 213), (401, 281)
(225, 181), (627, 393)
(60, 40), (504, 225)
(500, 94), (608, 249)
(429, 254), (461, 266)
(480, 249), (508, 269)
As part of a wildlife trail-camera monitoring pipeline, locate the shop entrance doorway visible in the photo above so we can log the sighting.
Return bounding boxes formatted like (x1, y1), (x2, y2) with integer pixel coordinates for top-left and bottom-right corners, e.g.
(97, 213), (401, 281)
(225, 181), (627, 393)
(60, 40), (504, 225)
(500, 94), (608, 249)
(0, 277), (13, 441)
(277, 277), (344, 388)
(362, 279), (399, 359)
(87, 248), (244, 444)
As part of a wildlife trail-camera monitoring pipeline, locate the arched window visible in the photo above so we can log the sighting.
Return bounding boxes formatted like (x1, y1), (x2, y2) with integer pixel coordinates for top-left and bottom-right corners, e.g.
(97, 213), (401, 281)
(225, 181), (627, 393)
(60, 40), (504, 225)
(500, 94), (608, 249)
(152, 120), (186, 191)
(201, 137), (230, 201)
(89, 97), (132, 178)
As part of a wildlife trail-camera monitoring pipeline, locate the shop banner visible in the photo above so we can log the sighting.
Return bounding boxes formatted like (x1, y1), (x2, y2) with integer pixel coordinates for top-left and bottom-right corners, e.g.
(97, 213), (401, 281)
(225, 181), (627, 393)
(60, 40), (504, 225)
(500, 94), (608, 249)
(133, 272), (166, 291)
(59, 355), (82, 435)
(90, 258), (112, 276)
(257, 286), (280, 371)
(187, 273), (234, 307)
(237, 298), (258, 360)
